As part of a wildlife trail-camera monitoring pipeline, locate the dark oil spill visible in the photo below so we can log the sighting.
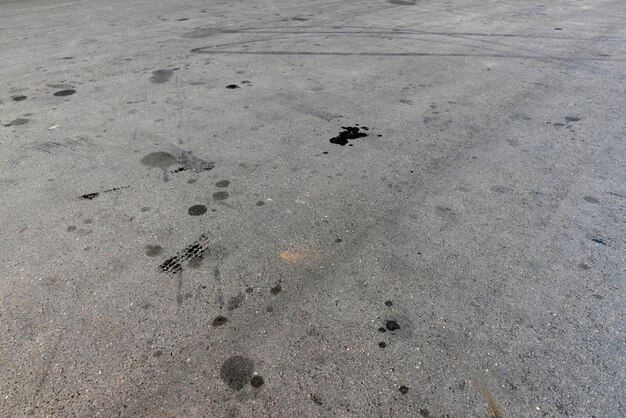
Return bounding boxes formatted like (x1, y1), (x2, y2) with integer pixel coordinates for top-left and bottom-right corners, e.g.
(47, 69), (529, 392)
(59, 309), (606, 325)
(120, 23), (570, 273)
(329, 126), (368, 146)
(565, 116), (580, 122)
(4, 118), (30, 126)
(12, 95), (27, 101)
(53, 89), (76, 96)
(250, 375), (264, 388)
(385, 320), (400, 331)
(212, 315), (228, 326)
(378, 327), (386, 333)
(220, 356), (254, 391)
(256, 200), (265, 206)
(150, 69), (174, 84)
(159, 233), (210, 275)
(178, 18), (189, 21)
(379, 342), (387, 348)
(399, 386), (409, 394)
(171, 166), (186, 173)
(591, 237), (606, 245)
(145, 245), (163, 257)
(311, 394), (323, 405)
(188, 204), (207, 216)
(80, 186), (128, 200)
(215, 180), (230, 187)
(227, 293), (244, 310)
(141, 151), (179, 168)
(270, 284), (282, 295)
(385, 300), (393, 307)
(226, 84), (240, 89)
(213, 191), (229, 201)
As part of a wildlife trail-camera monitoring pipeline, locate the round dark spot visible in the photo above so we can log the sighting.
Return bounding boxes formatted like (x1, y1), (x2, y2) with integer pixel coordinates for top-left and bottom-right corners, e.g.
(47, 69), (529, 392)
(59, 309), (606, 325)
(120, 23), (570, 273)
(66, 225), (77, 232)
(270, 284), (282, 295)
(140, 206), (151, 212)
(145, 245), (163, 257)
(256, 200), (265, 206)
(322, 151), (329, 155)
(377, 134), (382, 137)
(220, 356), (254, 391)
(12, 95), (27, 102)
(140, 151), (178, 168)
(212, 315), (228, 326)
(188, 204), (207, 216)
(213, 191), (229, 201)
(379, 342), (387, 348)
(583, 196), (599, 204)
(554, 27), (562, 30)
(226, 84), (240, 89)
(250, 375), (264, 388)
(378, 327), (387, 333)
(53, 89), (76, 97)
(385, 300), (393, 307)
(245, 287), (253, 294)
(266, 306), (273, 313)
(335, 238), (342, 243)
(419, 408), (430, 417)
(187, 178), (197, 184)
(215, 180), (230, 188)
(385, 320), (400, 331)
(399, 386), (409, 394)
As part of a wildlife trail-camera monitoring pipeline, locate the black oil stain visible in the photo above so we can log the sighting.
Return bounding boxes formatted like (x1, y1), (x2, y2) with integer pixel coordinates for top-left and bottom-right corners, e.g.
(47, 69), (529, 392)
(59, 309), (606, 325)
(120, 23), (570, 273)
(226, 84), (240, 89)
(578, 262), (591, 270)
(188, 204), (207, 216)
(79, 186), (128, 200)
(141, 207), (151, 212)
(591, 237), (606, 245)
(220, 356), (254, 391)
(250, 375), (264, 388)
(66, 225), (76, 232)
(329, 126), (368, 146)
(145, 245), (163, 257)
(159, 233), (210, 275)
(292, 17), (308, 21)
(553, 122), (565, 127)
(270, 284), (282, 295)
(178, 18), (189, 21)
(399, 386), (409, 394)
(215, 180), (230, 188)
(385, 320), (400, 331)
(592, 294), (604, 300)
(141, 149), (214, 181)
(12, 95), (27, 101)
(385, 300), (393, 307)
(81, 192), (99, 200)
(140, 151), (179, 168)
(378, 327), (387, 333)
(150, 69), (174, 84)
(213, 191), (229, 201)
(583, 196), (599, 204)
(311, 394), (323, 405)
(187, 179), (197, 184)
(256, 200), (265, 206)
(212, 315), (228, 326)
(554, 28), (562, 30)
(53, 89), (76, 96)
(379, 342), (387, 348)
(335, 238), (342, 243)
(227, 293), (244, 310)
(245, 287), (253, 294)
(4, 118), (30, 126)
(565, 116), (580, 122)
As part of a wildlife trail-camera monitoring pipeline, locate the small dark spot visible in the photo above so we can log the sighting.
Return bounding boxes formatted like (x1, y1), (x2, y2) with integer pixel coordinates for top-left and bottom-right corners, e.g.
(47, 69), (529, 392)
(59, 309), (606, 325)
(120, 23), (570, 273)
(53, 89), (76, 96)
(554, 28), (562, 30)
(141, 302), (152, 309)
(565, 116), (580, 122)
(187, 178), (197, 184)
(292, 16), (308, 21)
(171, 166), (186, 173)
(250, 375), (264, 388)
(379, 342), (387, 348)
(215, 180), (230, 188)
(553, 123), (565, 127)
(227, 293), (245, 311)
(150, 69), (173, 84)
(212, 315), (228, 326)
(270, 284), (282, 295)
(255, 200), (265, 206)
(591, 237), (606, 245)
(266, 306), (274, 313)
(220, 356), (254, 391)
(399, 386), (409, 394)
(378, 327), (387, 333)
(80, 192), (99, 200)
(178, 17), (189, 21)
(66, 225), (76, 232)
(377, 134), (382, 137)
(62, 56), (74, 60)
(153, 350), (163, 357)
(322, 151), (329, 154)
(213, 191), (229, 201)
(419, 408), (431, 417)
(226, 84), (240, 89)
(385, 300), (393, 307)
(583, 196), (599, 204)
(4, 118), (30, 126)
(311, 394), (323, 405)
(329, 126), (368, 146)
(245, 287), (253, 294)
(145, 245), (163, 257)
(385, 320), (400, 331)
(578, 262), (591, 270)
(188, 204), (207, 216)
(12, 95), (27, 102)
(241, 80), (252, 85)
(335, 238), (342, 243)
(592, 294), (604, 300)
(141, 206), (151, 212)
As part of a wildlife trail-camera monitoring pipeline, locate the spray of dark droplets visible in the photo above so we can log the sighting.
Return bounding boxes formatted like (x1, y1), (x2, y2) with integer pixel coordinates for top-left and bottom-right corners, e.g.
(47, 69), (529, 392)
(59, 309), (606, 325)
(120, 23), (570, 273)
(329, 126), (368, 146)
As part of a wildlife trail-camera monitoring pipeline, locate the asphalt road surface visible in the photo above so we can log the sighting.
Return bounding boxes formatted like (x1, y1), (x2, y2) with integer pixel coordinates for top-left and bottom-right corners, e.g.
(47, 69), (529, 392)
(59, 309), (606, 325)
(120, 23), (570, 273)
(1, 0), (624, 416)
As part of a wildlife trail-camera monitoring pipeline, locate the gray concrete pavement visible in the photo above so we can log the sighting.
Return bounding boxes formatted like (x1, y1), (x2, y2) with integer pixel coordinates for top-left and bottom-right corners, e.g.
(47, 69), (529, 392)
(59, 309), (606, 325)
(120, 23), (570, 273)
(0, 0), (625, 416)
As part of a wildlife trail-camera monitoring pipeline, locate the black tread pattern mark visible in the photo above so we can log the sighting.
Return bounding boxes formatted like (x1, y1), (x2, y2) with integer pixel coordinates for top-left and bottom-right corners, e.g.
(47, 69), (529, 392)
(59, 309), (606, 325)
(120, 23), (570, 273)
(80, 186), (129, 200)
(160, 234), (210, 275)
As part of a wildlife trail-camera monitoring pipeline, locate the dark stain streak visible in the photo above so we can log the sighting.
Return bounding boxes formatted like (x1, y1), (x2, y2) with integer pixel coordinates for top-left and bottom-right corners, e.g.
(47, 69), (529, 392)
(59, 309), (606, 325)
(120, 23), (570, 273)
(159, 234), (210, 276)
(150, 69), (174, 84)
(220, 356), (254, 391)
(80, 186), (129, 200)
(53, 89), (76, 97)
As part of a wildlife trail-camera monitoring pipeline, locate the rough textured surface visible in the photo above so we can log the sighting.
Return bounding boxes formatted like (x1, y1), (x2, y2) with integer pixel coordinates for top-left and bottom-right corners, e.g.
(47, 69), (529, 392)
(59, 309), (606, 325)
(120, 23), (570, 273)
(0, 0), (624, 416)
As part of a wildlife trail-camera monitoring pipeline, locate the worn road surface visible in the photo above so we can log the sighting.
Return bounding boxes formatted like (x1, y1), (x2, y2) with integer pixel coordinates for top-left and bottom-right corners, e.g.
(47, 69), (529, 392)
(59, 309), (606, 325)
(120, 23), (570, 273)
(1, 0), (625, 416)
